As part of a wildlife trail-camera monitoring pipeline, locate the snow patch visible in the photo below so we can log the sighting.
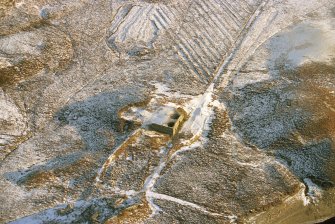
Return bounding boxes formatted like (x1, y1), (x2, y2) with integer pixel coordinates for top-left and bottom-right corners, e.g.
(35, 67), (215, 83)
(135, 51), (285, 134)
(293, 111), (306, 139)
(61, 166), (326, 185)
(303, 178), (323, 204)
(143, 143), (173, 216)
(147, 191), (223, 217)
(10, 201), (88, 224)
(171, 141), (202, 159)
(120, 82), (191, 127)
(268, 19), (335, 68)
(182, 83), (214, 138)
(151, 82), (194, 99)
(225, 214), (238, 223)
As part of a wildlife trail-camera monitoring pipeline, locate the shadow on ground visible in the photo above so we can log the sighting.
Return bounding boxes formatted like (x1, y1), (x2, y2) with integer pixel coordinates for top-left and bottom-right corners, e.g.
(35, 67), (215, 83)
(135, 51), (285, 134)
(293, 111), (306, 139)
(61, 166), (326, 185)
(4, 86), (149, 223)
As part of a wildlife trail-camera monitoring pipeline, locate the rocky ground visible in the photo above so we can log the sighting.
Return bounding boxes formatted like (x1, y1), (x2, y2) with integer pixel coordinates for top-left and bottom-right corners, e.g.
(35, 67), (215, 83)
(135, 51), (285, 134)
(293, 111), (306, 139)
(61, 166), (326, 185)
(0, 0), (334, 223)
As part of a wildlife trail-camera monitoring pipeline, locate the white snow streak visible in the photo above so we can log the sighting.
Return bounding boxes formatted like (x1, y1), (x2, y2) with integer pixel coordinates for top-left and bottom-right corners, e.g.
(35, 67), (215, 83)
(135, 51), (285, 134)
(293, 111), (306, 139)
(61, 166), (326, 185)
(147, 191), (223, 217)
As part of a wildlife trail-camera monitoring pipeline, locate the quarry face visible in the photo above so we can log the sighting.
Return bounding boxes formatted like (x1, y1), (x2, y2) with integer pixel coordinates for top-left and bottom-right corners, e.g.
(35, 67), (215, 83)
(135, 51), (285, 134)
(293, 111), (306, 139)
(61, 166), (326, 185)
(0, 0), (335, 223)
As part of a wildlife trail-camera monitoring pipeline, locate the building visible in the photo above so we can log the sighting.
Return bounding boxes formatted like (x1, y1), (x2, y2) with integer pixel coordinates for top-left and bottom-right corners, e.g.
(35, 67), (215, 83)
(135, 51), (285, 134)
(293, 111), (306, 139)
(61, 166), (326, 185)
(148, 107), (186, 136)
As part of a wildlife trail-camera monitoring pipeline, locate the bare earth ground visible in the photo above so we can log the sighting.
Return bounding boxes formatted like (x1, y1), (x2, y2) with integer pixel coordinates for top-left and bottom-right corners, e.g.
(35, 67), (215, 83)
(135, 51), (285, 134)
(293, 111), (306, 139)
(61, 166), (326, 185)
(0, 0), (334, 223)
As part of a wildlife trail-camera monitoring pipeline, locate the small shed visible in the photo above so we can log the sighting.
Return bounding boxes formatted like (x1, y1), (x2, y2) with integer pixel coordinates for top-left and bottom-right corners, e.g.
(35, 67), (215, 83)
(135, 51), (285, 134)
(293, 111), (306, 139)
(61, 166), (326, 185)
(148, 107), (186, 136)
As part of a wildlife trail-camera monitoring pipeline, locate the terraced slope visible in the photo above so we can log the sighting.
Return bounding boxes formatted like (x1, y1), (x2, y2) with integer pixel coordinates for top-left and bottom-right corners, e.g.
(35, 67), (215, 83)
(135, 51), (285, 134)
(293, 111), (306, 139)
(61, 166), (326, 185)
(107, 0), (262, 83)
(170, 0), (262, 82)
